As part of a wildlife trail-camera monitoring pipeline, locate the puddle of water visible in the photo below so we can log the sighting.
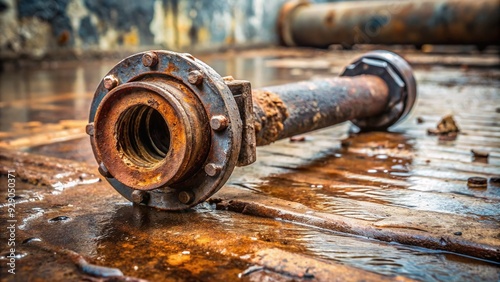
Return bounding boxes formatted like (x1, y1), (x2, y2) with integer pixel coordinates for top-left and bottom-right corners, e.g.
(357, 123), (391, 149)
(282, 227), (500, 282)
(79, 204), (500, 281)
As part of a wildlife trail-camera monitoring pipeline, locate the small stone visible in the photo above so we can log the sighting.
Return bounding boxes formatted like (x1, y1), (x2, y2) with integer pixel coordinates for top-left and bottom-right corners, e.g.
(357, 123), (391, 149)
(49, 216), (70, 222)
(453, 231), (462, 236)
(427, 115), (460, 136)
(79, 173), (89, 181)
(467, 177), (487, 188)
(416, 117), (424, 124)
(489, 177), (500, 187)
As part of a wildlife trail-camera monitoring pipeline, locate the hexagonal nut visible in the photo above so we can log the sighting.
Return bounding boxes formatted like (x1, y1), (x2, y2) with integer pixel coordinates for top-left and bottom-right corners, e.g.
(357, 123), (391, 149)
(341, 57), (406, 131)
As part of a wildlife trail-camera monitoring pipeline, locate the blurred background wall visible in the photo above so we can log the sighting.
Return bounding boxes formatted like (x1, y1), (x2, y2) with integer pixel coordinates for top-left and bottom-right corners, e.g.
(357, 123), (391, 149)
(0, 0), (341, 60)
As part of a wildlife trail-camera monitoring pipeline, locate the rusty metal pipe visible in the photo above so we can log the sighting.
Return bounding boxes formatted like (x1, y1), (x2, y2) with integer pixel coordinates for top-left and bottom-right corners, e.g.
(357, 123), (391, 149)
(87, 50), (417, 210)
(253, 75), (388, 146)
(279, 0), (500, 48)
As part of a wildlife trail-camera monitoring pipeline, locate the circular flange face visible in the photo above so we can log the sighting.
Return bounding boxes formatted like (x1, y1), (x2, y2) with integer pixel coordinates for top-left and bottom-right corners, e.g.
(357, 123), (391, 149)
(89, 51), (242, 210)
(341, 50), (417, 130)
(94, 82), (192, 190)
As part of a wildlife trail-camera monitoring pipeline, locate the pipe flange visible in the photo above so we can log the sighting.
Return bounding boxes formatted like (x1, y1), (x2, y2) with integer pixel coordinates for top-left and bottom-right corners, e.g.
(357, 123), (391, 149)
(341, 50), (417, 131)
(89, 51), (242, 210)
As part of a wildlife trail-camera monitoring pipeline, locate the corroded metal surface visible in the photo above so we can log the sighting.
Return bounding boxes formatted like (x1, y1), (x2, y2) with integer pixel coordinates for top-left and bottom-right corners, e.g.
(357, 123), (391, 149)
(0, 47), (499, 281)
(253, 76), (388, 145)
(88, 50), (416, 210)
(279, 0), (500, 47)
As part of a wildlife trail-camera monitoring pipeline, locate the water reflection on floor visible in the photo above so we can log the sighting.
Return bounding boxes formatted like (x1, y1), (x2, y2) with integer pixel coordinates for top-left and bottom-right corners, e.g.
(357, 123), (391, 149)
(1, 48), (500, 281)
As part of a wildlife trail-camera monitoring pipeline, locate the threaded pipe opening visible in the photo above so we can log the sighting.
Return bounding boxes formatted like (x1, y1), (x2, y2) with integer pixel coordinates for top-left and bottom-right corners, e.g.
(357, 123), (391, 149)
(116, 105), (170, 168)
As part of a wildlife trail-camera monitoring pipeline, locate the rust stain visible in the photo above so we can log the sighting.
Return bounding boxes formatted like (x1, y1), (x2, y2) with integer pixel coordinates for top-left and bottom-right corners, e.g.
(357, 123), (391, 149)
(324, 10), (336, 27)
(252, 89), (289, 146)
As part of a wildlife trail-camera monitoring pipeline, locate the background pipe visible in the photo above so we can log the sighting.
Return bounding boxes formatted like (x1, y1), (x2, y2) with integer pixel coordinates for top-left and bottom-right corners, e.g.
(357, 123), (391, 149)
(279, 0), (500, 48)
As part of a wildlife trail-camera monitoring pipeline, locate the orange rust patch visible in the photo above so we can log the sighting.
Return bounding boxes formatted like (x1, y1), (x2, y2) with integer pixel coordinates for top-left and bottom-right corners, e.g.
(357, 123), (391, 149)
(324, 10), (335, 27)
(164, 62), (179, 74)
(252, 89), (289, 146)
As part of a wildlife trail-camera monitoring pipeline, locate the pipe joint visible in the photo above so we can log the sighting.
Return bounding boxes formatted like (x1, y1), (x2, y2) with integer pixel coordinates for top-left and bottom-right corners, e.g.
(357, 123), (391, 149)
(341, 51), (417, 131)
(88, 50), (416, 210)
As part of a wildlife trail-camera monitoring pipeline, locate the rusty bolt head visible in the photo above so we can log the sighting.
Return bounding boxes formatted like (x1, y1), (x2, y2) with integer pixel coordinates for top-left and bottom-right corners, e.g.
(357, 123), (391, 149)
(178, 191), (194, 204)
(205, 163), (221, 177)
(188, 70), (203, 85)
(210, 115), (229, 131)
(85, 122), (95, 136)
(103, 75), (119, 90)
(98, 162), (113, 178)
(142, 51), (158, 67)
(131, 190), (149, 204)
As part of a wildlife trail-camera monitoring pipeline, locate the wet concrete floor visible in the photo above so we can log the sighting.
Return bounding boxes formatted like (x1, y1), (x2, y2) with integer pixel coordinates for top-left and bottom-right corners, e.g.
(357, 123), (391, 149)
(0, 47), (499, 281)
